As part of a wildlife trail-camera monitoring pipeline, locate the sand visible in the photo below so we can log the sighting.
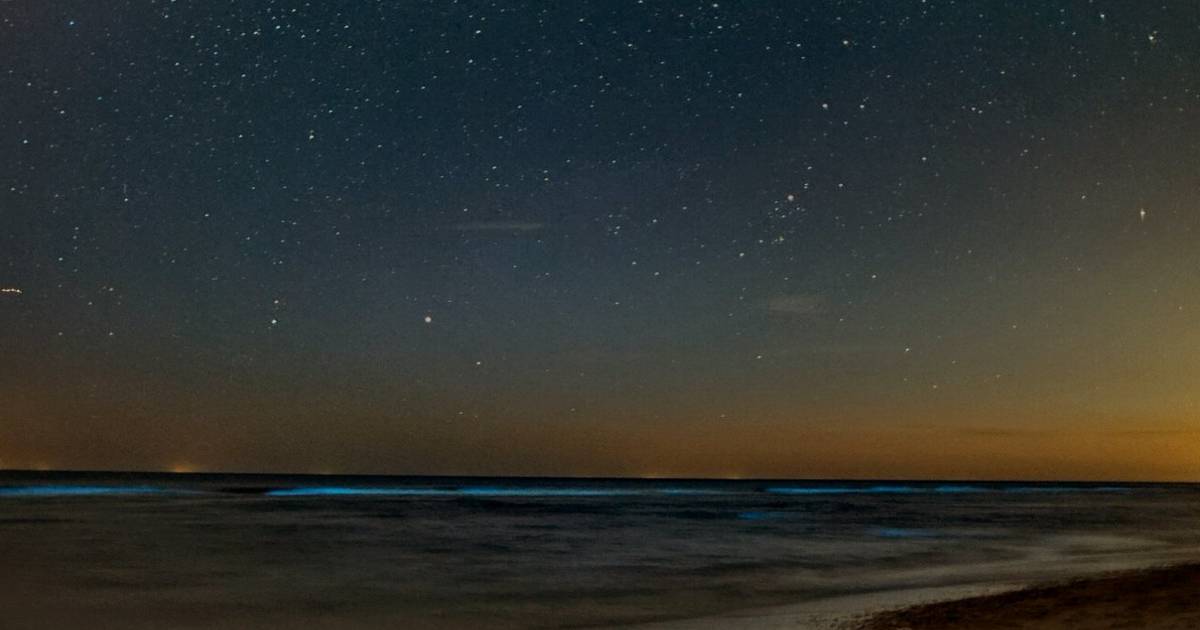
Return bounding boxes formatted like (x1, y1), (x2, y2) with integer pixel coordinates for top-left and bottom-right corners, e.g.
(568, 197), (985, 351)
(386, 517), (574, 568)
(623, 563), (1200, 629)
(857, 563), (1200, 629)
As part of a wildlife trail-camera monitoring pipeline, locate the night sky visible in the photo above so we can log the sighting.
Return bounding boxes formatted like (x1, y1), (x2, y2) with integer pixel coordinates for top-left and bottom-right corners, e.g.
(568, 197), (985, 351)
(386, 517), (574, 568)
(3, 1), (1199, 480)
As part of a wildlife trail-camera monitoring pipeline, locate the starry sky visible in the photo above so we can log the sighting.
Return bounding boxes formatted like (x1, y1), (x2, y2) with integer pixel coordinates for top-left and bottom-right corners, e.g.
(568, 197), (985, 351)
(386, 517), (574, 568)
(2, 1), (1199, 480)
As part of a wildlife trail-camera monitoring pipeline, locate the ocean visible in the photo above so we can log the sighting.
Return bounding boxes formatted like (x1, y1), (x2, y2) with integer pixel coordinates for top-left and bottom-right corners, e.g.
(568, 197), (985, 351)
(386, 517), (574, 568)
(2, 471), (1199, 628)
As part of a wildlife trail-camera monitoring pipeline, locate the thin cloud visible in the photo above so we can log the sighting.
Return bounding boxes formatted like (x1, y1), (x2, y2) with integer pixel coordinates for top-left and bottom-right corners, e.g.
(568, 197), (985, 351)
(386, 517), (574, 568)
(957, 427), (1041, 438)
(952, 427), (1200, 439)
(1107, 428), (1200, 437)
(767, 294), (824, 316)
(452, 221), (545, 233)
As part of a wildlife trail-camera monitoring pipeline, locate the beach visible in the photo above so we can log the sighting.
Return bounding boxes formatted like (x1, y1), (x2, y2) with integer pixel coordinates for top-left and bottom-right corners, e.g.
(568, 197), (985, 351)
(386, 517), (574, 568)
(858, 563), (1200, 630)
(630, 564), (1200, 629)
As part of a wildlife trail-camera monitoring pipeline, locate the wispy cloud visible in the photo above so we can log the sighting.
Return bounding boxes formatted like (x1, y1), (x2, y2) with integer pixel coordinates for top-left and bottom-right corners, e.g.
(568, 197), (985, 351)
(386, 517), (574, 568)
(952, 426), (1200, 439)
(957, 427), (1040, 438)
(766, 294), (824, 316)
(1107, 428), (1200, 437)
(452, 221), (545, 233)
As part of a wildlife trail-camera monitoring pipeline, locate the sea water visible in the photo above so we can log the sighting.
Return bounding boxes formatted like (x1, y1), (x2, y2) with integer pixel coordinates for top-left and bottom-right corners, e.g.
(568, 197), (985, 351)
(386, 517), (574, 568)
(2, 472), (1199, 628)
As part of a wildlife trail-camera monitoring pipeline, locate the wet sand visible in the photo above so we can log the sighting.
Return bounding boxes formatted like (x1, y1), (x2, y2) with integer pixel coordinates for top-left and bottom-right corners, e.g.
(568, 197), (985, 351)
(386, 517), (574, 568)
(626, 563), (1200, 629)
(858, 563), (1200, 630)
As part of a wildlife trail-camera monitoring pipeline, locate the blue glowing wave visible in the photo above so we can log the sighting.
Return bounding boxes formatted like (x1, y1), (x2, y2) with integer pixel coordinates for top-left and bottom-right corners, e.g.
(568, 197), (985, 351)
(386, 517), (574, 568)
(766, 485), (922, 495)
(872, 527), (939, 538)
(0, 483), (1134, 499)
(933, 485), (990, 493)
(265, 486), (642, 497)
(0, 485), (165, 497)
(766, 485), (1128, 495)
(737, 511), (793, 520)
(1004, 486), (1130, 493)
(657, 488), (726, 496)
(266, 485), (734, 498)
(265, 487), (458, 497)
(458, 487), (638, 497)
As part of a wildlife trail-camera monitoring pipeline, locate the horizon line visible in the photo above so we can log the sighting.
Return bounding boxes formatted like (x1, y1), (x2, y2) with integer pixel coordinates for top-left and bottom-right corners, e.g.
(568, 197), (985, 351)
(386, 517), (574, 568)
(0, 467), (1195, 485)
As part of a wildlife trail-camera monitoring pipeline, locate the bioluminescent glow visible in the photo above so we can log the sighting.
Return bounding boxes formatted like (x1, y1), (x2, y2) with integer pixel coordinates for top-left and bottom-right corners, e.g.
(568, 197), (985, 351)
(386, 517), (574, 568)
(767, 485), (1130, 496)
(264, 487), (460, 497)
(0, 485), (163, 497)
(456, 486), (639, 497)
(0, 483), (1137, 499)
(1003, 486), (1130, 494)
(766, 485), (922, 495)
(656, 488), (727, 496)
(872, 527), (938, 539)
(268, 486), (648, 498)
(737, 511), (792, 521)
(932, 485), (990, 494)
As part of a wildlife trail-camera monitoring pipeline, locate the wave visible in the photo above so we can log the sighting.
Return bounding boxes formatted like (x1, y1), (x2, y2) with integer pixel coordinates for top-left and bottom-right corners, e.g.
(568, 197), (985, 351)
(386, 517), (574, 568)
(0, 481), (1135, 499)
(0, 485), (166, 497)
(266, 486), (696, 497)
(765, 485), (1129, 495)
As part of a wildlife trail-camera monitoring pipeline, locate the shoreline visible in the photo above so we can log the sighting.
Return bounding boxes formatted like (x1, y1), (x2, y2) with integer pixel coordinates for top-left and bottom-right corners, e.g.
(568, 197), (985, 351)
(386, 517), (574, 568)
(616, 582), (1023, 630)
(858, 562), (1200, 629)
(621, 562), (1200, 629)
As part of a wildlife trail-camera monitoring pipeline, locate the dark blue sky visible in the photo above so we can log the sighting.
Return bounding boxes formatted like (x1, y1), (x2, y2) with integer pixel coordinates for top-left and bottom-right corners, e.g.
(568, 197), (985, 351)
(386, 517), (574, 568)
(3, 1), (1199, 479)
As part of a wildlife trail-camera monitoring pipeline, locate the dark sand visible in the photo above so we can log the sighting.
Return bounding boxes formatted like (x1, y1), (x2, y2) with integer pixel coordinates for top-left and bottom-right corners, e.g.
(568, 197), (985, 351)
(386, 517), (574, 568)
(858, 563), (1200, 630)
